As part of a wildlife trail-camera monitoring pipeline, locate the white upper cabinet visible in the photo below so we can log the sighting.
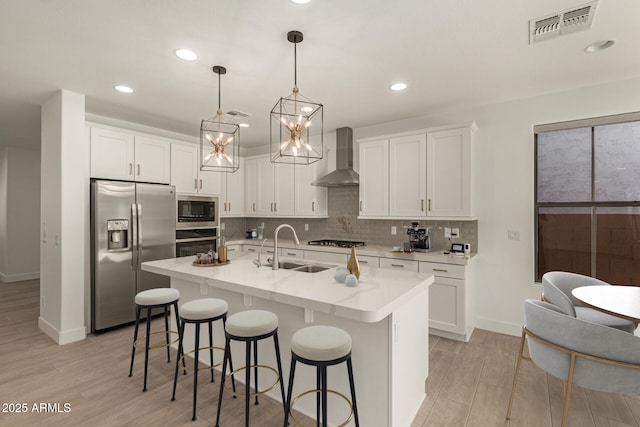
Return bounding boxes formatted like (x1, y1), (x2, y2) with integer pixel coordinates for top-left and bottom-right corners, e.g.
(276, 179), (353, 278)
(294, 160), (328, 217)
(358, 139), (389, 217)
(246, 155), (299, 217)
(220, 157), (245, 217)
(133, 135), (171, 183)
(170, 142), (223, 196)
(244, 157), (258, 216)
(358, 123), (476, 219)
(90, 128), (134, 181)
(90, 127), (170, 184)
(389, 134), (427, 217)
(426, 126), (473, 217)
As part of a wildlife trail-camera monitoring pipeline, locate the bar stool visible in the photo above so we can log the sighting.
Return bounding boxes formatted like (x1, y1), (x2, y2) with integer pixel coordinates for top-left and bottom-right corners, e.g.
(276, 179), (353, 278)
(214, 310), (287, 427)
(284, 325), (360, 427)
(171, 298), (235, 421)
(128, 287), (180, 392)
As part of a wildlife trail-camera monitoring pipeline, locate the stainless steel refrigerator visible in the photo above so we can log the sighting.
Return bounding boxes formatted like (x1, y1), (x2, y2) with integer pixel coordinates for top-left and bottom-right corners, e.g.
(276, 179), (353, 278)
(91, 180), (176, 332)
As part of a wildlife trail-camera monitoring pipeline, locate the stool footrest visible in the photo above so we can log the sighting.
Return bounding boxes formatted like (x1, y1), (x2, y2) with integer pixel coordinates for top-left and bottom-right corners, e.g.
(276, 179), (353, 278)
(290, 388), (354, 427)
(223, 364), (280, 397)
(133, 330), (179, 350)
(178, 346), (225, 372)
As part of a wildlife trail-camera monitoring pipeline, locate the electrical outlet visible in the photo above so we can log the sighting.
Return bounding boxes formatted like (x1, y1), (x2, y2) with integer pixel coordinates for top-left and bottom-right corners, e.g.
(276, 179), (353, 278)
(508, 229), (520, 241)
(451, 228), (459, 238)
(391, 226), (397, 235)
(444, 227), (451, 238)
(305, 224), (309, 231)
(220, 222), (225, 230)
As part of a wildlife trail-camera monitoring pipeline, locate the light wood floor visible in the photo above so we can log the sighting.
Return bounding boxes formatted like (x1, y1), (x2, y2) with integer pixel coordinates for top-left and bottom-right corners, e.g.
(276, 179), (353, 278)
(1, 280), (639, 426)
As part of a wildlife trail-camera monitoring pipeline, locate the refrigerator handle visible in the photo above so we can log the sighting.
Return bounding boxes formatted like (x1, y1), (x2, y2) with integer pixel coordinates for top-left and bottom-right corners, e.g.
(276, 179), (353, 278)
(131, 203), (138, 270)
(137, 203), (142, 268)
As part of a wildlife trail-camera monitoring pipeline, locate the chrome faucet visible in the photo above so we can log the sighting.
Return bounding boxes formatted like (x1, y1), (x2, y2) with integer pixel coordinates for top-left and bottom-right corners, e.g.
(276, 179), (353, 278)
(272, 224), (300, 270)
(253, 238), (270, 268)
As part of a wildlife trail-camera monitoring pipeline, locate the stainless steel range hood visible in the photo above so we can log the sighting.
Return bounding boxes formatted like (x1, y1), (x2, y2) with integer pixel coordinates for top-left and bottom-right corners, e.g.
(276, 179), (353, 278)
(312, 127), (359, 187)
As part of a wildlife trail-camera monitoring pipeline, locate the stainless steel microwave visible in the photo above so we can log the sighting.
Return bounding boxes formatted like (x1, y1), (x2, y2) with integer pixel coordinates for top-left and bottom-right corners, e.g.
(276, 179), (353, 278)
(176, 194), (219, 229)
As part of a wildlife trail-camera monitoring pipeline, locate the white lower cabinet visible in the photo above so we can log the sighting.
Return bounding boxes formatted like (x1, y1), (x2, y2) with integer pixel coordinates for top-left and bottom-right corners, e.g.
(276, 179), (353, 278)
(419, 261), (474, 342)
(303, 250), (348, 265)
(379, 257), (419, 272)
(356, 255), (379, 268)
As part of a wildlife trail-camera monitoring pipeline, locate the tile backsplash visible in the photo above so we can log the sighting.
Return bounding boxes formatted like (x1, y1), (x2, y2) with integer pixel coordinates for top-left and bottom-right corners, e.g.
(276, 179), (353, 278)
(220, 186), (478, 252)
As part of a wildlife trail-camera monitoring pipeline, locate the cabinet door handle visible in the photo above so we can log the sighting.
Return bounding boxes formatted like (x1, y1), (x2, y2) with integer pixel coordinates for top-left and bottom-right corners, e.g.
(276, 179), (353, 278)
(253, 202), (256, 212)
(199, 179), (203, 190)
(312, 201), (315, 212)
(421, 199), (424, 211)
(274, 202), (277, 212)
(433, 268), (448, 273)
(194, 179), (198, 189)
(129, 163), (133, 175)
(228, 202), (231, 212)
(428, 199), (432, 211)
(359, 201), (363, 211)
(391, 264), (405, 268)
(137, 164), (141, 176)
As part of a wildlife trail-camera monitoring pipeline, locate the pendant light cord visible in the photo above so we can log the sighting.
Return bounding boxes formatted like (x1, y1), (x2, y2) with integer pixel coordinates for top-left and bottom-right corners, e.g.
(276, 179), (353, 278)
(218, 71), (221, 109)
(294, 41), (297, 87)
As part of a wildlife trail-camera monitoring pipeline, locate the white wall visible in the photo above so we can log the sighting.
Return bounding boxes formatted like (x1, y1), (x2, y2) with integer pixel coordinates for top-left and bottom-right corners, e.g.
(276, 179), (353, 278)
(353, 76), (640, 336)
(0, 146), (40, 282)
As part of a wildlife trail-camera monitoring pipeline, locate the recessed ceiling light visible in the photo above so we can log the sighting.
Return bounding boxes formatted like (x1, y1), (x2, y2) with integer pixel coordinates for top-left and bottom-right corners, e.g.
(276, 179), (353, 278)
(175, 48), (197, 61)
(114, 85), (134, 93)
(289, 0), (311, 4)
(239, 123), (250, 128)
(390, 82), (407, 91)
(584, 40), (614, 53)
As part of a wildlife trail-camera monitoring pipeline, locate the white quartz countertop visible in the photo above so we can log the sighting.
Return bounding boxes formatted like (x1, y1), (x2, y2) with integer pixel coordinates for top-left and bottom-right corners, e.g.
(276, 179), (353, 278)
(228, 239), (477, 266)
(142, 253), (433, 323)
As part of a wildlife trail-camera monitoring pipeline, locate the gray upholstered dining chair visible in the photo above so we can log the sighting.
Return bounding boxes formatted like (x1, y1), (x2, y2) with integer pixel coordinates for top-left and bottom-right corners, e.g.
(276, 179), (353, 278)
(506, 299), (640, 427)
(542, 271), (637, 333)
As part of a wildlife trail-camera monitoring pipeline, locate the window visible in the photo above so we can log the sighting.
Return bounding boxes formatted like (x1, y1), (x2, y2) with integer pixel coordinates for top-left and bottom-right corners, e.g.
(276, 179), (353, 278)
(535, 112), (640, 285)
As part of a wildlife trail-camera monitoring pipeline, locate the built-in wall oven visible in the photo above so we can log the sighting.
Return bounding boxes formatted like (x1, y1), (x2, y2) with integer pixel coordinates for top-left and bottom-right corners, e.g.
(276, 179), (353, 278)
(176, 194), (219, 257)
(176, 228), (218, 257)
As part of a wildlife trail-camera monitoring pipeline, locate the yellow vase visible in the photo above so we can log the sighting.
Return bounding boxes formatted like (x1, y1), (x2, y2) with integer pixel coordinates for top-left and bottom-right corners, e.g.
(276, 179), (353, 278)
(347, 246), (361, 279)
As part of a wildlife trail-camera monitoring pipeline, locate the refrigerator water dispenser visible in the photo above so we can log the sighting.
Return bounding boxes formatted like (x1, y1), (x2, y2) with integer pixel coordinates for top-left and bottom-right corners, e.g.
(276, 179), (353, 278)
(107, 219), (129, 250)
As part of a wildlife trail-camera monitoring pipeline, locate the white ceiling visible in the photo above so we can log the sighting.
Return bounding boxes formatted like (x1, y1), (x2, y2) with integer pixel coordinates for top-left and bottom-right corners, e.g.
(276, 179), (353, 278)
(1, 0), (639, 150)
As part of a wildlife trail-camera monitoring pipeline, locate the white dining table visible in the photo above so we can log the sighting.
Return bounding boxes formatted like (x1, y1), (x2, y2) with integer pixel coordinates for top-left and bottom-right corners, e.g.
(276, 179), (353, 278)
(572, 285), (640, 323)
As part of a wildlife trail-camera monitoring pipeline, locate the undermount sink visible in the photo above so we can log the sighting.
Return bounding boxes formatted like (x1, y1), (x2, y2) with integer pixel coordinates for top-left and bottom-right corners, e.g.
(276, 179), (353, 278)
(278, 261), (330, 273)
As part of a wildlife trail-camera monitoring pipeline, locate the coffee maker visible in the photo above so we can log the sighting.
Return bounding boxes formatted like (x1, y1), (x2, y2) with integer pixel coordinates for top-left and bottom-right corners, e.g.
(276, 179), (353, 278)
(406, 222), (432, 252)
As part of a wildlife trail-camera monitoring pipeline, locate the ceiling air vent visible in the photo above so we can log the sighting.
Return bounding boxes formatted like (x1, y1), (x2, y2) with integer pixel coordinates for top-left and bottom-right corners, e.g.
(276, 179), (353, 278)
(529, 1), (597, 44)
(225, 110), (251, 118)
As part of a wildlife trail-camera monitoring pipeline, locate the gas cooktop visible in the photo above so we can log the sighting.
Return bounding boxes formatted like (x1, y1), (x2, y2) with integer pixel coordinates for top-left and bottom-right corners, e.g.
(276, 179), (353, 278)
(307, 239), (366, 248)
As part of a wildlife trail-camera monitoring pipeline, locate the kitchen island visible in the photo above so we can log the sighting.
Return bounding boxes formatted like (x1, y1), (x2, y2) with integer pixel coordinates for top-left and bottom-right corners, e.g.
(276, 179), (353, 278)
(142, 252), (433, 427)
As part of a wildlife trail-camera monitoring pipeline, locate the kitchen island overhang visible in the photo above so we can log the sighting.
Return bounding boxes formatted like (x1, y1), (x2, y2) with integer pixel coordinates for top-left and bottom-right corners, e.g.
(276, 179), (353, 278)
(142, 253), (433, 427)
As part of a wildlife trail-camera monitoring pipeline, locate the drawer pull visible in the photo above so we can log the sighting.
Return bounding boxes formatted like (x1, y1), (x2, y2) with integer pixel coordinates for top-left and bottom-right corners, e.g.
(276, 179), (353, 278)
(247, 248), (256, 252)
(433, 268), (448, 273)
(360, 260), (368, 264)
(391, 264), (405, 268)
(287, 252), (297, 256)
(227, 248), (236, 252)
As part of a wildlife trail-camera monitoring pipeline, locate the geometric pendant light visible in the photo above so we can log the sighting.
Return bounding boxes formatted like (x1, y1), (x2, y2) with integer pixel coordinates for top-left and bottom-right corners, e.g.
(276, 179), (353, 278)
(200, 65), (240, 173)
(270, 30), (323, 165)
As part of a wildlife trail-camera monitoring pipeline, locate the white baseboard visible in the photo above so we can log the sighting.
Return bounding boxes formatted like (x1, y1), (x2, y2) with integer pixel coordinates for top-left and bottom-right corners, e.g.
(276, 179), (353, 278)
(475, 316), (522, 337)
(38, 317), (86, 345)
(0, 271), (40, 283)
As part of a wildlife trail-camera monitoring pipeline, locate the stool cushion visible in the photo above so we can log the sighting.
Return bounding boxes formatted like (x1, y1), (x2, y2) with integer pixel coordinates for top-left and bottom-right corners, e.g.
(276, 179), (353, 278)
(134, 288), (180, 306)
(180, 298), (228, 320)
(226, 310), (278, 338)
(291, 326), (352, 362)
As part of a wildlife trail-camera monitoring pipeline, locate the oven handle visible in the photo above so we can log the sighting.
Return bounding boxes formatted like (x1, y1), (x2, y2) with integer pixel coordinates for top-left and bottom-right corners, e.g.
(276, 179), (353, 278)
(176, 237), (218, 243)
